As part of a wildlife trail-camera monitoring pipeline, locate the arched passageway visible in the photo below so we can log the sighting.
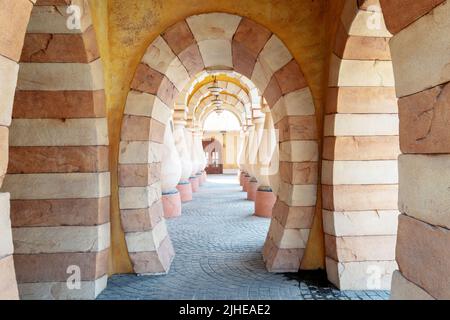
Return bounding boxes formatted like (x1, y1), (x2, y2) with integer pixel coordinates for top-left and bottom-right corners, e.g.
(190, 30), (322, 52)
(116, 12), (320, 278)
(0, 0), (448, 301)
(99, 175), (389, 300)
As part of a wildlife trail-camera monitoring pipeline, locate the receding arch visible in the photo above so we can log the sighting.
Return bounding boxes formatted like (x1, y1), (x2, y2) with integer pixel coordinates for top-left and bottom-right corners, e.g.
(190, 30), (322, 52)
(118, 12), (320, 274)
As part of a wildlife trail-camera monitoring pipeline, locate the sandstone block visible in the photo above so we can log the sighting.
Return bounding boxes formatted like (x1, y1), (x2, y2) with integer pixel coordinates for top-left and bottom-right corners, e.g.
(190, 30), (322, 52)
(13, 223), (110, 254)
(322, 184), (398, 211)
(396, 214), (450, 299)
(0, 255), (19, 300)
(324, 114), (399, 136)
(389, 1), (450, 97)
(326, 257), (397, 290)
(2, 172), (110, 200)
(323, 209), (399, 236)
(390, 270), (435, 300)
(9, 118), (109, 147)
(18, 275), (107, 300)
(0, 55), (19, 126)
(399, 83), (450, 153)
(325, 234), (397, 262)
(322, 160), (398, 185)
(399, 154), (450, 228)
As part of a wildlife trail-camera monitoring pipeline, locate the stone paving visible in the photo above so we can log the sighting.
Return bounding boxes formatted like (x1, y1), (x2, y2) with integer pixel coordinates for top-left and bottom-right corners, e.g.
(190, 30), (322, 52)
(98, 174), (390, 300)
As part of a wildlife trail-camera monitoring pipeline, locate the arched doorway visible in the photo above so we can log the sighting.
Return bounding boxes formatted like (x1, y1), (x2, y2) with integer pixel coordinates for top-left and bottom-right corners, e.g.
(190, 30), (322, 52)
(203, 138), (223, 174)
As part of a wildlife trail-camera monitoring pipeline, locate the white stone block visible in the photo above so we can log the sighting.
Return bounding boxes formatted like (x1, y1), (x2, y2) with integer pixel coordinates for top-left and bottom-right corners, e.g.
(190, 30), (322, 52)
(399, 154), (450, 229)
(326, 257), (398, 290)
(198, 39), (233, 69)
(19, 275), (107, 300)
(187, 13), (241, 41)
(9, 118), (109, 147)
(321, 160), (398, 185)
(2, 172), (111, 200)
(259, 35), (293, 73)
(329, 54), (395, 87)
(13, 223), (110, 254)
(0, 193), (13, 258)
(124, 91), (171, 124)
(390, 271), (435, 300)
(119, 141), (163, 164)
(324, 114), (399, 137)
(17, 59), (104, 91)
(323, 209), (399, 236)
(125, 219), (168, 252)
(280, 141), (319, 162)
(0, 56), (19, 127)
(278, 181), (317, 207)
(390, 1), (450, 97)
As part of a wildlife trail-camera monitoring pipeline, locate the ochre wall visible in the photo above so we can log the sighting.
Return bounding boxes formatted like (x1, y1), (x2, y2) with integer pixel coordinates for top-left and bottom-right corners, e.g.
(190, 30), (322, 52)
(89, 0), (346, 274)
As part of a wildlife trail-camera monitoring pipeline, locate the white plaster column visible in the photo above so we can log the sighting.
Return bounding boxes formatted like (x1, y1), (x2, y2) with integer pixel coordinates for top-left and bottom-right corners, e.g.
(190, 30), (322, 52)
(161, 120), (182, 217)
(191, 126), (206, 185)
(254, 110), (277, 217)
(249, 116), (265, 180)
(173, 114), (193, 202)
(185, 124), (200, 192)
(247, 117), (265, 201)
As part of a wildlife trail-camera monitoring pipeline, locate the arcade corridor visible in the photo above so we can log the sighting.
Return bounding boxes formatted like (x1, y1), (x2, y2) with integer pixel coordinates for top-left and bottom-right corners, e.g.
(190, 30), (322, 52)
(98, 175), (389, 300)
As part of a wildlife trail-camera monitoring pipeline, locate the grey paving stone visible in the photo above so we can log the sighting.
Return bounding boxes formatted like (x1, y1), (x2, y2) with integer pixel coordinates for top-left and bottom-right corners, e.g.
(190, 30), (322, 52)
(98, 175), (390, 301)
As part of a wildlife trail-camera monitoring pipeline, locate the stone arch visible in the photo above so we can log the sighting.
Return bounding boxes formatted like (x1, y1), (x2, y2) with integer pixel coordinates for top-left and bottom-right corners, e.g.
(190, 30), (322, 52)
(324, 0), (400, 290)
(118, 12), (320, 274)
(194, 94), (247, 124)
(0, 0), (109, 299)
(203, 138), (224, 170)
(199, 105), (245, 128)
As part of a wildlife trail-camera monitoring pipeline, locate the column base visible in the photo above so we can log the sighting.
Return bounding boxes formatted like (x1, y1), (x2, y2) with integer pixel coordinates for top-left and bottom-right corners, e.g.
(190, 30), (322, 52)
(189, 176), (199, 193)
(196, 173), (204, 186)
(162, 190), (182, 219)
(247, 179), (258, 201)
(176, 181), (193, 202)
(202, 171), (207, 184)
(242, 175), (250, 192)
(255, 189), (276, 218)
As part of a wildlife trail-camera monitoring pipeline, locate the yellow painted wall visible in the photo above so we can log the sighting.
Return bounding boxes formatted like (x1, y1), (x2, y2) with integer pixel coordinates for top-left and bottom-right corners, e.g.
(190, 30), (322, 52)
(88, 0), (347, 274)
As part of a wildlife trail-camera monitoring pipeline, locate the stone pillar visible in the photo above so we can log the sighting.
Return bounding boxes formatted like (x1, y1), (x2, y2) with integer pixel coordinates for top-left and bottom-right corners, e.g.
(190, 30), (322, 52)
(247, 117), (264, 201)
(254, 110), (277, 218)
(237, 129), (246, 186)
(0, 2), (110, 300)
(238, 127), (249, 190)
(161, 120), (182, 218)
(243, 125), (255, 192)
(186, 125), (199, 192)
(173, 114), (193, 202)
(323, 0), (399, 290)
(193, 127), (206, 186)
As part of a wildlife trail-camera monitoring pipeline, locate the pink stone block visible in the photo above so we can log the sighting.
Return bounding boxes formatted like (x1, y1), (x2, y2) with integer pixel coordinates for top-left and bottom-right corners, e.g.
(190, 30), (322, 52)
(162, 191), (181, 219)
(255, 190), (276, 218)
(176, 182), (192, 203)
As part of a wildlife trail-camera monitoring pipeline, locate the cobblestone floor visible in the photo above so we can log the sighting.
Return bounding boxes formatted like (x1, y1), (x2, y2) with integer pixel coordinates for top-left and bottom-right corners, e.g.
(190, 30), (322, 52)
(98, 174), (390, 300)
